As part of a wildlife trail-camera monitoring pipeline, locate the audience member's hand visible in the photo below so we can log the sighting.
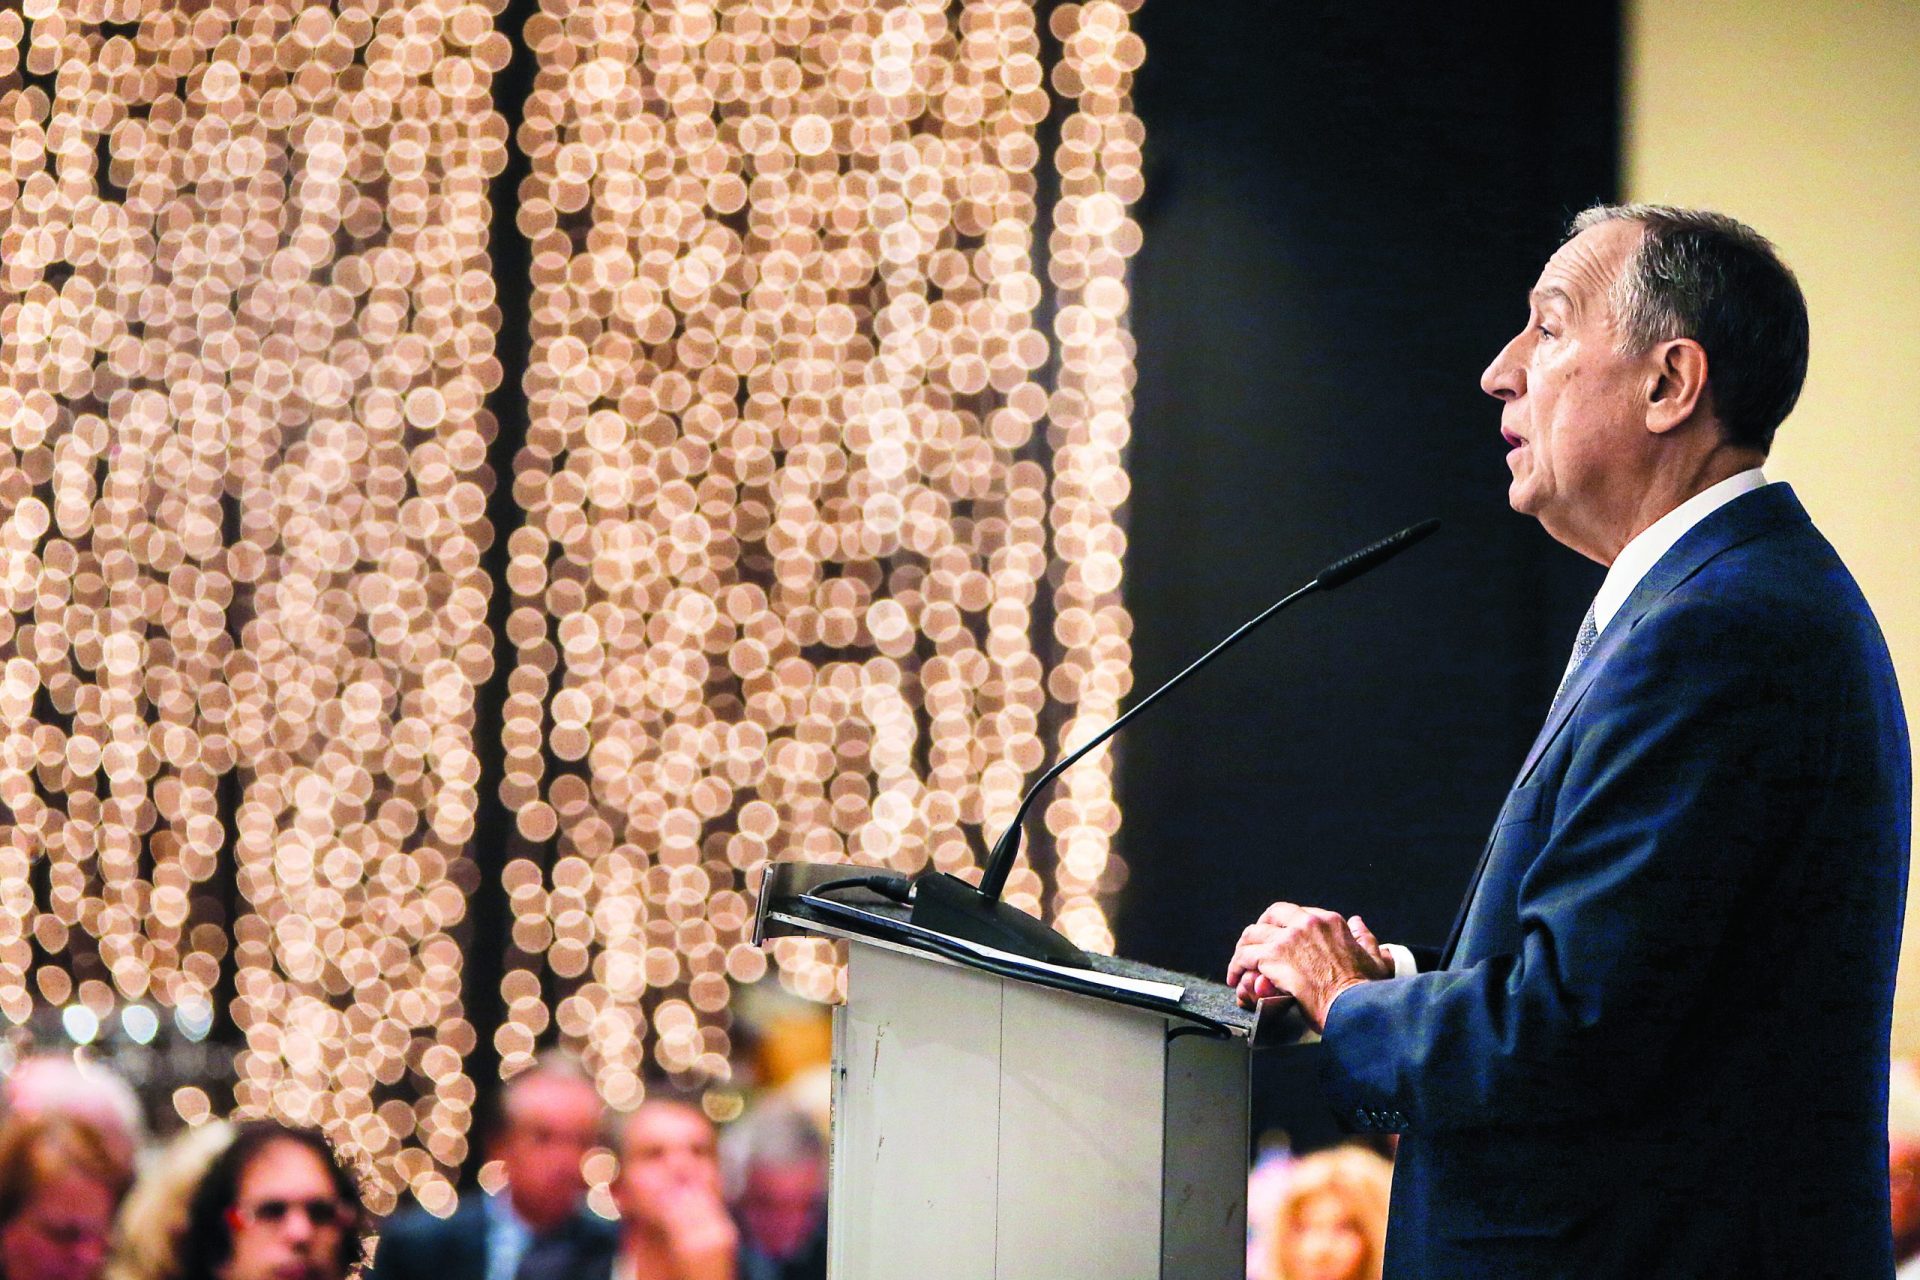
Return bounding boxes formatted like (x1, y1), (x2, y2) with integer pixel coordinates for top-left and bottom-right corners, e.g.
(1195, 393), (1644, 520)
(1228, 903), (1392, 1029)
(658, 1183), (739, 1280)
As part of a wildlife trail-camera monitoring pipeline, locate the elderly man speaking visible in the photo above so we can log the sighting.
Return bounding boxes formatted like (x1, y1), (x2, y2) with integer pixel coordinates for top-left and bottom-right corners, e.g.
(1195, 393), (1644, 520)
(1229, 205), (1910, 1277)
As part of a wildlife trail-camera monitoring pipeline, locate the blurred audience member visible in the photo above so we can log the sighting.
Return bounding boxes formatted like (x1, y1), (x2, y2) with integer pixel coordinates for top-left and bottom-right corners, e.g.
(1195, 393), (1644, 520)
(611, 1099), (736, 1280)
(719, 1101), (825, 1280)
(3, 1056), (146, 1169)
(177, 1121), (365, 1280)
(1892, 1059), (1920, 1277)
(0, 1113), (134, 1280)
(1268, 1146), (1391, 1280)
(104, 1122), (235, 1280)
(373, 1055), (613, 1280)
(1245, 1134), (1299, 1280)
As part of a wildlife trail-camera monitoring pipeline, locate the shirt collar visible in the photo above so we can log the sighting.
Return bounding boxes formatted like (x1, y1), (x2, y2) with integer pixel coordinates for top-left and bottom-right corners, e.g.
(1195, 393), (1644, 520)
(484, 1190), (531, 1230)
(1591, 467), (1769, 634)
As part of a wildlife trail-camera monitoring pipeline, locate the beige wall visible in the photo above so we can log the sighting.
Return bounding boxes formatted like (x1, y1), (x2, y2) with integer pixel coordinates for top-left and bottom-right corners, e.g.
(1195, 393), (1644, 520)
(1626, 0), (1920, 1047)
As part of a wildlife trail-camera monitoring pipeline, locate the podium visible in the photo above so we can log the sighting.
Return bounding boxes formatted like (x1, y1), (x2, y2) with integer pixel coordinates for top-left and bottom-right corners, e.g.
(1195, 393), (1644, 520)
(756, 861), (1303, 1280)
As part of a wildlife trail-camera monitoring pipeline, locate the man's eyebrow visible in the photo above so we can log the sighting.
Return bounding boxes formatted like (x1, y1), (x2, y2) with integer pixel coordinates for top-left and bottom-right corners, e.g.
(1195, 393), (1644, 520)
(1529, 286), (1578, 314)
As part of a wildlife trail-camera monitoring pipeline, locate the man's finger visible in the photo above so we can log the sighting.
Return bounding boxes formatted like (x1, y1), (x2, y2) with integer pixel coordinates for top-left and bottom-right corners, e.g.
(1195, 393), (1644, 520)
(1347, 913), (1382, 954)
(1236, 921), (1275, 948)
(1235, 971), (1284, 1008)
(1226, 943), (1261, 986)
(1228, 937), (1276, 984)
(1259, 901), (1303, 926)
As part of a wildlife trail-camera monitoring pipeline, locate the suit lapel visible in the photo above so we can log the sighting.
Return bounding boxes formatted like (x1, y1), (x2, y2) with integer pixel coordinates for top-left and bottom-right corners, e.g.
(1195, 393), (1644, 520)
(450, 1194), (490, 1280)
(1438, 484), (1810, 967)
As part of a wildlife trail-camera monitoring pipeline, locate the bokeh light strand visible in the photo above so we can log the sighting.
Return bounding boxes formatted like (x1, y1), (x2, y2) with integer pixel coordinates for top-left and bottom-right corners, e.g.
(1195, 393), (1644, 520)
(500, 0), (1141, 1144)
(0, 0), (510, 1215)
(0, 0), (1142, 1214)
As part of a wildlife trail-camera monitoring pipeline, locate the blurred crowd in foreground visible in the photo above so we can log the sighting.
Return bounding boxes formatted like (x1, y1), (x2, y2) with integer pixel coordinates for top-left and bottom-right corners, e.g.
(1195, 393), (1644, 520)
(9, 1047), (1920, 1280)
(0, 1052), (827, 1280)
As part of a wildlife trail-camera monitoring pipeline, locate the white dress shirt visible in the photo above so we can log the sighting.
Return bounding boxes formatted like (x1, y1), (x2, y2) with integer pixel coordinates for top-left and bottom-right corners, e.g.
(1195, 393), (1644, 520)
(483, 1191), (535, 1280)
(1372, 468), (1770, 985)
(1591, 466), (1769, 635)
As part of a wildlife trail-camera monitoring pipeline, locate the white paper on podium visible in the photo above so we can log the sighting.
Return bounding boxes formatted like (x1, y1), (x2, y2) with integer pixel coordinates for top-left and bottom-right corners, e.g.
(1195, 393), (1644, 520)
(769, 900), (1187, 1003)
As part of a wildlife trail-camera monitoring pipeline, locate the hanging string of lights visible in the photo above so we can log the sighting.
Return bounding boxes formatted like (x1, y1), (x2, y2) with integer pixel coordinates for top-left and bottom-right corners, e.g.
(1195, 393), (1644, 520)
(501, 1), (1140, 1148)
(0, 0), (509, 1214)
(1039, 0), (1143, 953)
(0, 0), (1140, 1210)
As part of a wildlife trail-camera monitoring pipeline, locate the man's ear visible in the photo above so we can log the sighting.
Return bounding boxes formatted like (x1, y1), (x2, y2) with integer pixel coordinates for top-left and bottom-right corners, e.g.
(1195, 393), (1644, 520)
(1646, 337), (1709, 435)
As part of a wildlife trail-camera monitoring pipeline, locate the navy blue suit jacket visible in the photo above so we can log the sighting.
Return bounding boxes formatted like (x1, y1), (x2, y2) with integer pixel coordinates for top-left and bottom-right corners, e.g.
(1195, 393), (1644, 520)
(370, 1193), (617, 1280)
(1322, 484), (1911, 1277)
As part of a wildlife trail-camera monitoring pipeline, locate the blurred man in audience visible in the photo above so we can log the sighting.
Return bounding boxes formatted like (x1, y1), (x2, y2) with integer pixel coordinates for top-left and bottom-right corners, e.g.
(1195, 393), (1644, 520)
(374, 1055), (614, 1280)
(611, 1098), (736, 1280)
(175, 1121), (364, 1280)
(2, 1055), (146, 1170)
(719, 1101), (825, 1280)
(1893, 1059), (1920, 1278)
(0, 1113), (134, 1280)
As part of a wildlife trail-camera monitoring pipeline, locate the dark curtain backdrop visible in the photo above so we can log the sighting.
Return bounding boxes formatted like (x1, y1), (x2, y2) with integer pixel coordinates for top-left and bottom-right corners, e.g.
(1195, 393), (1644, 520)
(1113, 0), (1620, 1149)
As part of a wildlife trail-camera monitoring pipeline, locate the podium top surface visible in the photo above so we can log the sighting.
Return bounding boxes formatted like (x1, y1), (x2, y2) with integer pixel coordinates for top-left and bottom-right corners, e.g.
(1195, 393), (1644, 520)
(755, 861), (1304, 1047)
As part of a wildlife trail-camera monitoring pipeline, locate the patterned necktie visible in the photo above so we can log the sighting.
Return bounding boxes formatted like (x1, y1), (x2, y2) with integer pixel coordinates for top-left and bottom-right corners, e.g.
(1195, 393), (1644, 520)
(1550, 604), (1600, 713)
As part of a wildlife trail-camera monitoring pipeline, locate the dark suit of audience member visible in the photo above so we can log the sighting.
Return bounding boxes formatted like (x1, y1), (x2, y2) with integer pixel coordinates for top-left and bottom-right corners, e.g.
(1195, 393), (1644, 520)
(737, 1232), (825, 1280)
(374, 1057), (612, 1280)
(1231, 207), (1910, 1278)
(371, 1192), (616, 1280)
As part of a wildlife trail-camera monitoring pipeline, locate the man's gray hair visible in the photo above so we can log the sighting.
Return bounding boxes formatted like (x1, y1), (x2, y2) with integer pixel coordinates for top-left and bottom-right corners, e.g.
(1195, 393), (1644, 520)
(718, 1096), (825, 1204)
(1569, 203), (1809, 453)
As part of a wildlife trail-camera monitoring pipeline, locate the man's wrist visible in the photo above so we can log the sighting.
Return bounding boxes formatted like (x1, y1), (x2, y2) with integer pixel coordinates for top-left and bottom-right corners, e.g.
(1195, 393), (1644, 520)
(1319, 975), (1372, 1029)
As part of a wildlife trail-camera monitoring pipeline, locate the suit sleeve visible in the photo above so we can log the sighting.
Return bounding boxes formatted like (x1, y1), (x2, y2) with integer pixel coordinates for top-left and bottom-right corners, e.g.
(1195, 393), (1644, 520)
(367, 1217), (410, 1280)
(1321, 596), (1804, 1133)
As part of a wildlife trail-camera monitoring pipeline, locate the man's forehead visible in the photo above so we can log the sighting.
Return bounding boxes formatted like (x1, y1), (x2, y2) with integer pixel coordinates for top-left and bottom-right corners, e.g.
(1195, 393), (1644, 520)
(506, 1073), (602, 1121)
(622, 1100), (714, 1151)
(1533, 221), (1640, 310)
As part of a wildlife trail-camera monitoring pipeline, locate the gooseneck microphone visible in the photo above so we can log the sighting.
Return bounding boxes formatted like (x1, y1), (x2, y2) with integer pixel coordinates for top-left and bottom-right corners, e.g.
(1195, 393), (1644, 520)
(897, 518), (1442, 966)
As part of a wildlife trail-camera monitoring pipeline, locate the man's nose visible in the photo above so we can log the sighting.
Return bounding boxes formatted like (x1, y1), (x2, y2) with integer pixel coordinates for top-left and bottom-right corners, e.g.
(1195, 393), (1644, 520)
(1481, 332), (1526, 401)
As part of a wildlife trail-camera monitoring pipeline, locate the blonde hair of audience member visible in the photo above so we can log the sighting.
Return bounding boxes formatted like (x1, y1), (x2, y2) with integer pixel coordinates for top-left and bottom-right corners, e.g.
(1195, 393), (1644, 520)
(1891, 1058), (1920, 1265)
(0, 1113), (135, 1280)
(1269, 1146), (1392, 1280)
(102, 1122), (235, 1280)
(611, 1100), (737, 1280)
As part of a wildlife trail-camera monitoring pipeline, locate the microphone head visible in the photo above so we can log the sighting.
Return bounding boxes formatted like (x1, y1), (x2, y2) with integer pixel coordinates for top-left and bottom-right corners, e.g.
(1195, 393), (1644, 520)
(1312, 517), (1441, 590)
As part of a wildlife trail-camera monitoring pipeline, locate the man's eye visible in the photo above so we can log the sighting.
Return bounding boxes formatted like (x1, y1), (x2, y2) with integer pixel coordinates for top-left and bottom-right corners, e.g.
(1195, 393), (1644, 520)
(1535, 324), (1555, 339)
